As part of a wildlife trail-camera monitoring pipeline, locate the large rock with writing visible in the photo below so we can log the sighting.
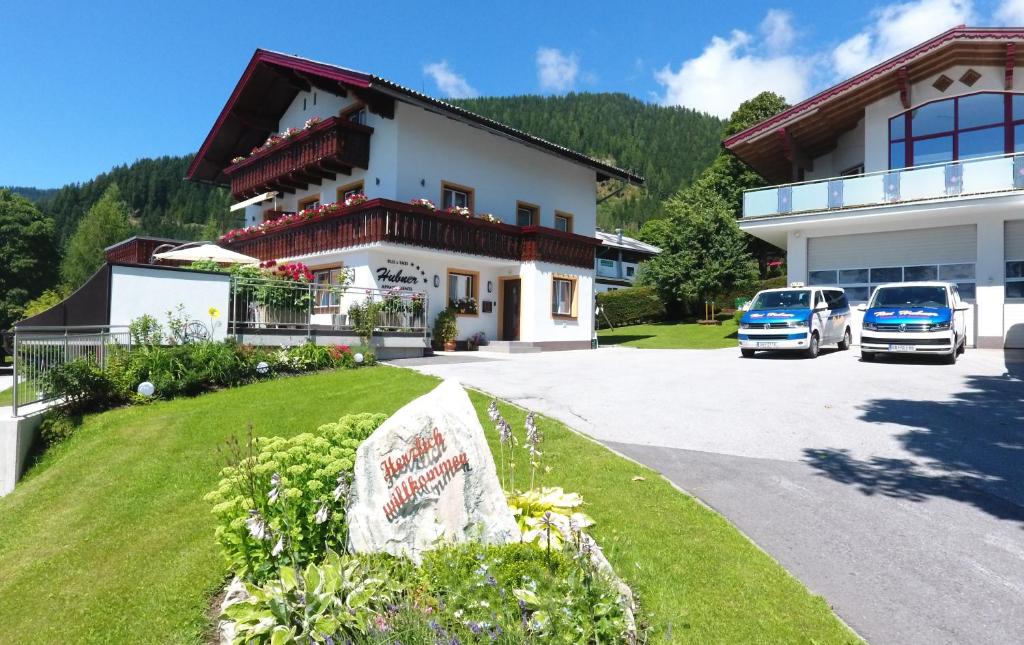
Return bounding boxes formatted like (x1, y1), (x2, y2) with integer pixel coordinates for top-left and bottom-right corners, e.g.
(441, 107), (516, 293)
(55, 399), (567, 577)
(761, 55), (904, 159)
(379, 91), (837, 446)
(346, 379), (520, 560)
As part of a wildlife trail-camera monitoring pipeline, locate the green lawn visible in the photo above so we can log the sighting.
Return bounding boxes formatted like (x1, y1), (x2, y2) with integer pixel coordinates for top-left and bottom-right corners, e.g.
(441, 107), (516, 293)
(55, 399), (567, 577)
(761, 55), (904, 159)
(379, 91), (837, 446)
(0, 386), (10, 407)
(0, 367), (857, 643)
(599, 320), (739, 349)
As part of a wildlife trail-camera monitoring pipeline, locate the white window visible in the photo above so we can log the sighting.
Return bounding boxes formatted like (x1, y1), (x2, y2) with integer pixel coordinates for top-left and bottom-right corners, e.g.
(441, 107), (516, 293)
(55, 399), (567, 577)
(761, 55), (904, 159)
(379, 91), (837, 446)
(442, 184), (472, 210)
(554, 212), (572, 232)
(516, 203), (538, 227)
(626, 265), (635, 277)
(347, 107), (367, 125)
(313, 269), (345, 309)
(552, 277), (576, 317)
(1007, 260), (1024, 298)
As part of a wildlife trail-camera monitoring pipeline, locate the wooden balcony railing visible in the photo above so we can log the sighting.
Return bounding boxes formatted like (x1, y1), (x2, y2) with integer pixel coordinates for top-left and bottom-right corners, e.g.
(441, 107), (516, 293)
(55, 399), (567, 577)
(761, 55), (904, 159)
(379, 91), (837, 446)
(224, 117), (372, 199)
(222, 199), (601, 269)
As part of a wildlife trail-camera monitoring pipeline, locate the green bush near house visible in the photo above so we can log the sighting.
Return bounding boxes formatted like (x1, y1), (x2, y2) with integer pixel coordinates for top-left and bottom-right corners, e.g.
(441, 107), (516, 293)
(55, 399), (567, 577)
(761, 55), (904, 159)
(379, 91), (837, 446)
(597, 286), (666, 328)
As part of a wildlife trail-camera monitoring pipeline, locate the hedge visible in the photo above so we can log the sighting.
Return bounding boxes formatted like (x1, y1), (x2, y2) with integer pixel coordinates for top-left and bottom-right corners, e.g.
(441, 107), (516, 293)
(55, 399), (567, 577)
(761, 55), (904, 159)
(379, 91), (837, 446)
(596, 286), (666, 327)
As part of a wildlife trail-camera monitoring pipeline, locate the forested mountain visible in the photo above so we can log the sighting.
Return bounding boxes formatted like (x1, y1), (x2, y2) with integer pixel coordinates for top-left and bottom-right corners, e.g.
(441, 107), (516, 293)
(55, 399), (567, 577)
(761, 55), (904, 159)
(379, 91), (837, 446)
(14, 93), (723, 246)
(36, 156), (235, 246)
(452, 93), (724, 231)
(4, 186), (59, 204)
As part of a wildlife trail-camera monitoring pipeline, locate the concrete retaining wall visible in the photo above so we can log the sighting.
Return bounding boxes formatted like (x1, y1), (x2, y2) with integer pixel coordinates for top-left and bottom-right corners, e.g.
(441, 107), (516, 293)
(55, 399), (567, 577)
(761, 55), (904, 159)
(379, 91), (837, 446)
(0, 408), (44, 497)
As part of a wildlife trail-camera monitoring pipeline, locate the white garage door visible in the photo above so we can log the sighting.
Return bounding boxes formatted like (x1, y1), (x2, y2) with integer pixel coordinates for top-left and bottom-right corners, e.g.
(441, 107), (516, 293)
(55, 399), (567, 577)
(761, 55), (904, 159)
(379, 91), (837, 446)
(807, 225), (978, 346)
(1005, 220), (1024, 348)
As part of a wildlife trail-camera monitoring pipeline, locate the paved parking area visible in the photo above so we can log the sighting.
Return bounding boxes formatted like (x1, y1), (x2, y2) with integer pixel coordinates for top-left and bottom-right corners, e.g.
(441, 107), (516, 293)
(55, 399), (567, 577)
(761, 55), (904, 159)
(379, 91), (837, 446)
(394, 346), (1024, 644)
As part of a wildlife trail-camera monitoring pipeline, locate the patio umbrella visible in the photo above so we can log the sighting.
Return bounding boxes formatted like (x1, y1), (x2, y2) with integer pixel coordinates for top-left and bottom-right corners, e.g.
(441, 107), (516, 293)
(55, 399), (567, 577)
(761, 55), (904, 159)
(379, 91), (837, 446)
(153, 243), (259, 265)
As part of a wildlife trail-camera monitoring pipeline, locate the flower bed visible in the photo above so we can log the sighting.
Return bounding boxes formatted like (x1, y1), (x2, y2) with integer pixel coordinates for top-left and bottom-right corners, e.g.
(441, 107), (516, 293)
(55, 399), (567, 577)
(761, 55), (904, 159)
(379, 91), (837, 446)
(209, 400), (639, 643)
(221, 198), (510, 244)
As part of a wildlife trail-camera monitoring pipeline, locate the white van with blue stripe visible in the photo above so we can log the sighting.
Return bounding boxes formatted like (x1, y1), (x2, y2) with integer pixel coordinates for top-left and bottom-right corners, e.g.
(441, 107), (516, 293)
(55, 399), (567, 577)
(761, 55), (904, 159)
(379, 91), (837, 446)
(739, 284), (853, 359)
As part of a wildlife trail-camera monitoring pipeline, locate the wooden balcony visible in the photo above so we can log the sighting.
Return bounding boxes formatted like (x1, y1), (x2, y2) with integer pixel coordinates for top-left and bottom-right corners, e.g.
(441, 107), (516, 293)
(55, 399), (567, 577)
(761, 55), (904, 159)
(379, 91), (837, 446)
(224, 117), (372, 199)
(222, 199), (601, 269)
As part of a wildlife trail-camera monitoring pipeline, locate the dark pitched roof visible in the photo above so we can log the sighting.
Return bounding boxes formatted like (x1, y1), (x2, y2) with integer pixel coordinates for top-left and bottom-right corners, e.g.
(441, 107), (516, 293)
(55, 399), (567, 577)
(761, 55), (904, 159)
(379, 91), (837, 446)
(187, 49), (644, 186)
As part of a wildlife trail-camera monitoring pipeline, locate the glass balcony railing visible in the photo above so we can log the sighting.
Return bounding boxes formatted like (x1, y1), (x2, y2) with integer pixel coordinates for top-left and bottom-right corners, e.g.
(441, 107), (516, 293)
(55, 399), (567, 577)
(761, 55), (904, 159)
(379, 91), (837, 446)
(742, 152), (1024, 218)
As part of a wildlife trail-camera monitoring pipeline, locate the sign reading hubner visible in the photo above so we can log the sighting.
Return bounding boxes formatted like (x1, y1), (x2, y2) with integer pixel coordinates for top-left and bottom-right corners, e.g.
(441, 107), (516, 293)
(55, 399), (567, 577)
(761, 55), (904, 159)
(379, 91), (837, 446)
(346, 379), (520, 561)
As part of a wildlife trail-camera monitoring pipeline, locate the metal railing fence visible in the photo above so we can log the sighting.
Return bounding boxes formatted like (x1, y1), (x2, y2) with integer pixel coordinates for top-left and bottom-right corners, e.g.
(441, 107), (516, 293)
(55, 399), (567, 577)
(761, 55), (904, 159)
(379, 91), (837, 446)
(228, 278), (429, 337)
(11, 326), (131, 415)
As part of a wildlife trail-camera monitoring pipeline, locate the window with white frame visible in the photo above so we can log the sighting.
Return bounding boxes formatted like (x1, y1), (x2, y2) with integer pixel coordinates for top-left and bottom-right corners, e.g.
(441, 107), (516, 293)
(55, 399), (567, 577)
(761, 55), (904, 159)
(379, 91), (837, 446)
(313, 268), (346, 310)
(552, 276), (576, 317)
(442, 184), (472, 210)
(516, 202), (538, 227)
(1008, 260), (1024, 298)
(808, 262), (976, 301)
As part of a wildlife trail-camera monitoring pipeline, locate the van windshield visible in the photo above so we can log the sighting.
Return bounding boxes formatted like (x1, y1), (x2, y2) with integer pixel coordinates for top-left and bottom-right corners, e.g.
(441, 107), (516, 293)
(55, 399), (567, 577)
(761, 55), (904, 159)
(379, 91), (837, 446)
(871, 286), (948, 308)
(749, 290), (811, 311)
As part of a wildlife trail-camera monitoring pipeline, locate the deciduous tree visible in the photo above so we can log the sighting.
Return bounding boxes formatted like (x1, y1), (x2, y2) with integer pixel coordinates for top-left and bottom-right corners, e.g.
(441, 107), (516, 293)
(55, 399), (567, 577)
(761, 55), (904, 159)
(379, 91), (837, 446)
(0, 190), (58, 330)
(60, 183), (134, 290)
(639, 185), (759, 316)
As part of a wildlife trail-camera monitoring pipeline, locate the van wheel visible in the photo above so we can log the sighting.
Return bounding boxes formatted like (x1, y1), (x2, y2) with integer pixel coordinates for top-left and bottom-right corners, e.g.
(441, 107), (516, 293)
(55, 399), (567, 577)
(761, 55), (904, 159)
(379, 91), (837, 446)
(945, 336), (958, 364)
(741, 348), (756, 358)
(804, 332), (820, 359)
(861, 351), (875, 362)
(837, 327), (852, 351)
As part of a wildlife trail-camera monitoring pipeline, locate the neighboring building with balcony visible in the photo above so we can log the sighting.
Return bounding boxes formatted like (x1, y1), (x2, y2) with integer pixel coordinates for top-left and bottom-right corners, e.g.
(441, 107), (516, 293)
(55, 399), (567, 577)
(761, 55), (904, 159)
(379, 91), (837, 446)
(187, 50), (642, 350)
(730, 27), (1024, 349)
(594, 229), (661, 293)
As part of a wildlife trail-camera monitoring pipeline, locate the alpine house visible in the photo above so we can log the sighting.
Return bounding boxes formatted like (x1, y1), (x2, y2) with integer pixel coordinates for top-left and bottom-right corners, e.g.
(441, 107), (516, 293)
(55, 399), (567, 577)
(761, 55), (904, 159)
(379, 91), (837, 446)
(187, 50), (643, 351)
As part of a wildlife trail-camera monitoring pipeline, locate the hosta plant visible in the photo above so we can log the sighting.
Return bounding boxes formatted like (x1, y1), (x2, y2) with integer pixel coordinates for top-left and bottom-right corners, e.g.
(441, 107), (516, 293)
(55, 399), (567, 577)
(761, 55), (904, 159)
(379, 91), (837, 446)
(507, 487), (594, 550)
(225, 551), (409, 644)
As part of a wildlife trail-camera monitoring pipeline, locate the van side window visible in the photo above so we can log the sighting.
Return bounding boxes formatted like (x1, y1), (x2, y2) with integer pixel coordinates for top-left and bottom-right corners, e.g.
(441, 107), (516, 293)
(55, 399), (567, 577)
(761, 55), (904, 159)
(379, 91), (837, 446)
(814, 291), (825, 307)
(825, 290), (848, 309)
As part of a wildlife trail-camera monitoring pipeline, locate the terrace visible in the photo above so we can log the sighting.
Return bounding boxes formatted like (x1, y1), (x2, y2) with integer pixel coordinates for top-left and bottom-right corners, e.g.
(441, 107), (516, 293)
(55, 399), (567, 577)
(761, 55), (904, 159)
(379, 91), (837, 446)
(743, 152), (1024, 219)
(223, 116), (372, 199)
(222, 198), (602, 269)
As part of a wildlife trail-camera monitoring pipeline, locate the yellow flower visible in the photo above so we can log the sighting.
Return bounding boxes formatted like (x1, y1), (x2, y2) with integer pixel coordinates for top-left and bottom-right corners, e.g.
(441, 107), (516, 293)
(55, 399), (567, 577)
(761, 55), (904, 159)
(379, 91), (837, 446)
(208, 307), (221, 319)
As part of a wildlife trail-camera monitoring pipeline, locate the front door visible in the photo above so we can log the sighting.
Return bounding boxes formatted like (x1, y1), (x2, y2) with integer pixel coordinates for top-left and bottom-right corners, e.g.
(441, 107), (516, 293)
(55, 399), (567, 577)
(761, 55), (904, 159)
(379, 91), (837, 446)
(501, 279), (521, 341)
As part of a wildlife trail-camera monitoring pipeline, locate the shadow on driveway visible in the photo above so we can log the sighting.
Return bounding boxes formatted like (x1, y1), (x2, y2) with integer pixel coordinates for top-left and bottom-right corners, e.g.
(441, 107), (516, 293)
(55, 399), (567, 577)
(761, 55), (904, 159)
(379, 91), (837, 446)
(803, 350), (1024, 524)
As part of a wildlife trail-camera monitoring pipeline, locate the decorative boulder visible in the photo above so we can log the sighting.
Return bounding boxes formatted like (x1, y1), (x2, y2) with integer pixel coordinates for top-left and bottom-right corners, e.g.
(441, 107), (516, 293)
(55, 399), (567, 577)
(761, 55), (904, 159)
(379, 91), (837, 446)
(346, 379), (520, 561)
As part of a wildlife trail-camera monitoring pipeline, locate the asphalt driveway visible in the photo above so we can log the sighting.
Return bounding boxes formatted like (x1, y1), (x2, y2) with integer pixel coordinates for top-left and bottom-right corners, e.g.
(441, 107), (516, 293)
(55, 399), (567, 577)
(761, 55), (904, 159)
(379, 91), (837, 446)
(393, 346), (1024, 644)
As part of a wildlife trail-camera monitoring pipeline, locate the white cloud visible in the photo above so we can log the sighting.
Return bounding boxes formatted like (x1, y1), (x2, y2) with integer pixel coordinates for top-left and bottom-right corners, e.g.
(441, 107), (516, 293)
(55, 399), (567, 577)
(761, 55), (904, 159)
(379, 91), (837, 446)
(995, 0), (1024, 24)
(423, 60), (478, 99)
(831, 0), (975, 77)
(760, 9), (796, 52)
(655, 28), (810, 117)
(536, 47), (579, 92)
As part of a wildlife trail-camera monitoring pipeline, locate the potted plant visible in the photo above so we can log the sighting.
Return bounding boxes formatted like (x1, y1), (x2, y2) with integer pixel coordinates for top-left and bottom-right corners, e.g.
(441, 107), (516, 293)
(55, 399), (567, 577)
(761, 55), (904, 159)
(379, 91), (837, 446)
(466, 331), (486, 351)
(433, 308), (458, 352)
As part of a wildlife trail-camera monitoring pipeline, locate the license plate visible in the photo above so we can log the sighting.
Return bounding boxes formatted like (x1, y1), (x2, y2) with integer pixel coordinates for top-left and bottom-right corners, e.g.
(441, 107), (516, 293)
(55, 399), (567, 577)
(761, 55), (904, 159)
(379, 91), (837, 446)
(756, 342), (778, 348)
(888, 344), (916, 352)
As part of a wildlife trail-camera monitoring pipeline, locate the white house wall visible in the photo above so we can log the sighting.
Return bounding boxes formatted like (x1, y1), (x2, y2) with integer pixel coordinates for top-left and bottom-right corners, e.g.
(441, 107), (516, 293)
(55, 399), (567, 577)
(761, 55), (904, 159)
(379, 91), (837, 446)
(244, 90), (400, 228)
(1004, 219), (1024, 347)
(519, 261), (594, 344)
(393, 102), (598, 233)
(805, 118), (865, 180)
(109, 266), (231, 341)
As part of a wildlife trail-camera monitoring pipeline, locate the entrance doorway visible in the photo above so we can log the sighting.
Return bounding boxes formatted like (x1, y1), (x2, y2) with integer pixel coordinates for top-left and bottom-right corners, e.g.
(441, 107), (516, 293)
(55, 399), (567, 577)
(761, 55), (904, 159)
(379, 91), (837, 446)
(500, 278), (521, 341)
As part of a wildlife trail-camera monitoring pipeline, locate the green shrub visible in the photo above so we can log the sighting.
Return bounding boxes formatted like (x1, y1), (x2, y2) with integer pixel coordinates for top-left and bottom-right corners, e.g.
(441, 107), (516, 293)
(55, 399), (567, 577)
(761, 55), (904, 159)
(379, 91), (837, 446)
(40, 358), (124, 414)
(225, 551), (416, 644)
(596, 286), (666, 327)
(38, 410), (82, 447)
(432, 308), (458, 346)
(204, 413), (387, 582)
(128, 314), (163, 346)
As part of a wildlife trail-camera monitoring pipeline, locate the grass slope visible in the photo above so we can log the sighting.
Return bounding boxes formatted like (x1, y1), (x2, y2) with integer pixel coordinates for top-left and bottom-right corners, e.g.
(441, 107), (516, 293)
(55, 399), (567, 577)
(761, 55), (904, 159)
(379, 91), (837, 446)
(599, 320), (740, 350)
(0, 386), (10, 407)
(0, 367), (857, 643)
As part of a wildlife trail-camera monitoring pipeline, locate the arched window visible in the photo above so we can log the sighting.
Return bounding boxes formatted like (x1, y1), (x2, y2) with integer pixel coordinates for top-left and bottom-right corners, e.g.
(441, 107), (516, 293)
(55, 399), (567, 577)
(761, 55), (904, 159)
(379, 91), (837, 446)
(888, 91), (1024, 168)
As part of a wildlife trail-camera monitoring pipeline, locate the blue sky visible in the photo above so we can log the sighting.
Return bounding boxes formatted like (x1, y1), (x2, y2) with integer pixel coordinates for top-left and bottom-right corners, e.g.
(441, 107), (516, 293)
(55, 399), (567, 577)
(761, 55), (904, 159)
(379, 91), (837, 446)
(2, 0), (1020, 187)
